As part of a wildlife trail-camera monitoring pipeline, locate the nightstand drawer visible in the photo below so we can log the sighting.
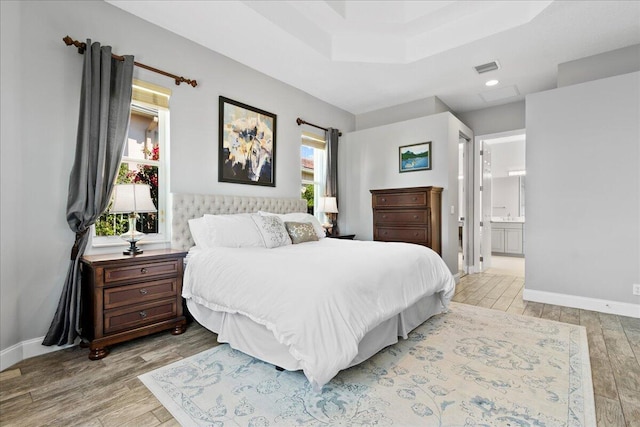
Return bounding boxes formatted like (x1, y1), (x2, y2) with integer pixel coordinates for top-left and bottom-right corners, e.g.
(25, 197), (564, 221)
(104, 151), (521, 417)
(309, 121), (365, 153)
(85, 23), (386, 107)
(104, 299), (177, 334)
(375, 226), (429, 243)
(104, 260), (179, 284)
(374, 209), (428, 224)
(373, 191), (427, 208)
(104, 278), (178, 310)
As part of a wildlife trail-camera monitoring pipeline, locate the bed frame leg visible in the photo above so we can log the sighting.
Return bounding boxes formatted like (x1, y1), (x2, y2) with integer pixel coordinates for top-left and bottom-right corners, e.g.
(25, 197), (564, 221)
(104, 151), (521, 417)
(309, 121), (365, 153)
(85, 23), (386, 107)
(275, 366), (284, 371)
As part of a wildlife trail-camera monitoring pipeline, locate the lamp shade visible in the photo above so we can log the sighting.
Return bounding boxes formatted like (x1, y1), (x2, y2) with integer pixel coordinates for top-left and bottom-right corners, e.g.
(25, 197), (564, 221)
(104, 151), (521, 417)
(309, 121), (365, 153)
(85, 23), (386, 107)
(321, 196), (338, 214)
(110, 184), (157, 213)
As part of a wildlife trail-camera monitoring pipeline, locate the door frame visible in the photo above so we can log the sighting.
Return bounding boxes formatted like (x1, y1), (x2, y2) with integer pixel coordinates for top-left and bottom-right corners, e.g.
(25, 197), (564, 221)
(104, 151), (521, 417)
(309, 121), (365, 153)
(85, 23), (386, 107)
(472, 128), (526, 273)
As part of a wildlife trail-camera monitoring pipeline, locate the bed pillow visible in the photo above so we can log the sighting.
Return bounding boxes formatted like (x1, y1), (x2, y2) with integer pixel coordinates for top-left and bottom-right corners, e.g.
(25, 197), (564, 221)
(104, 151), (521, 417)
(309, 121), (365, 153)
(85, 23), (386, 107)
(188, 217), (211, 248)
(258, 211), (326, 239)
(203, 213), (265, 248)
(251, 214), (292, 248)
(284, 221), (319, 244)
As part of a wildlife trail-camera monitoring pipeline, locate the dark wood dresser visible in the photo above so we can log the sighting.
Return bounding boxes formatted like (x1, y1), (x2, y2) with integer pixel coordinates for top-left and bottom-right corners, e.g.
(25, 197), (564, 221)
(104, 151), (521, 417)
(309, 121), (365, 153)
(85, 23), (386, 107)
(80, 249), (187, 360)
(370, 186), (443, 255)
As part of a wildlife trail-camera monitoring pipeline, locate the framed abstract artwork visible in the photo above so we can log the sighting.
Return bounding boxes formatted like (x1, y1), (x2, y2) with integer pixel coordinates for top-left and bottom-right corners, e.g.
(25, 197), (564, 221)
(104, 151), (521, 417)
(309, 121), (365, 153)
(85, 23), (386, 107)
(399, 141), (431, 173)
(218, 96), (276, 186)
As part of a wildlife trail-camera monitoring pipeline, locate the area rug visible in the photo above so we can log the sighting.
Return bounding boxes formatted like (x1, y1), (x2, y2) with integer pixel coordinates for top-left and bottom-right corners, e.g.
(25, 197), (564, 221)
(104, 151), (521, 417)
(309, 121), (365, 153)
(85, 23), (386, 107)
(139, 302), (595, 426)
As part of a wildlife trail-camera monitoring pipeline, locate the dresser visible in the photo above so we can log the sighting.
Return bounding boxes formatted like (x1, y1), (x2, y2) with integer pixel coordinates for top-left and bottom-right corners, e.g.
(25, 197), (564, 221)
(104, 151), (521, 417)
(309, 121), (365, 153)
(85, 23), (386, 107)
(370, 186), (443, 255)
(80, 249), (188, 360)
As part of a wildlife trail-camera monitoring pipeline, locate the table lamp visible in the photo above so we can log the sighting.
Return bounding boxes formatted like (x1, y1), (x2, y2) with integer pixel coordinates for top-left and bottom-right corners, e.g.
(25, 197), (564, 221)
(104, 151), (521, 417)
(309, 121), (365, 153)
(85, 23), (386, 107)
(320, 196), (338, 236)
(110, 184), (157, 255)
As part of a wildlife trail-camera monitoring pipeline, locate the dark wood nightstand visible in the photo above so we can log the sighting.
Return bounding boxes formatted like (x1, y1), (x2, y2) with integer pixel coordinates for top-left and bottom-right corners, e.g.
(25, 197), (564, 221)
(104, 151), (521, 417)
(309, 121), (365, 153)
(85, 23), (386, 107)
(327, 233), (356, 240)
(80, 249), (188, 360)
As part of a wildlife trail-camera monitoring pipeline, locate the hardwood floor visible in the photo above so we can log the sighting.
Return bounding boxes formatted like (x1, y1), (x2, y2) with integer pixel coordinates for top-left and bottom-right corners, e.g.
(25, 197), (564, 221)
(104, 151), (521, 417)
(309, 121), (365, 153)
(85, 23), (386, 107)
(1, 272), (638, 426)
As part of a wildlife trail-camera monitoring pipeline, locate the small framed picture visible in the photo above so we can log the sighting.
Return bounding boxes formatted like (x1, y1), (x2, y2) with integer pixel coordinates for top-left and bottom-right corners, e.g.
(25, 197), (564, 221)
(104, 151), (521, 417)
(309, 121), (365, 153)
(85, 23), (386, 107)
(399, 141), (432, 173)
(219, 96), (276, 186)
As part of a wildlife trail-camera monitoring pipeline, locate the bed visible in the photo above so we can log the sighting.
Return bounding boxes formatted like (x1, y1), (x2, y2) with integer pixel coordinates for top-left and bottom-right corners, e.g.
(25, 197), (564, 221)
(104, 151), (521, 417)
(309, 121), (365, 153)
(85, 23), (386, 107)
(172, 193), (456, 391)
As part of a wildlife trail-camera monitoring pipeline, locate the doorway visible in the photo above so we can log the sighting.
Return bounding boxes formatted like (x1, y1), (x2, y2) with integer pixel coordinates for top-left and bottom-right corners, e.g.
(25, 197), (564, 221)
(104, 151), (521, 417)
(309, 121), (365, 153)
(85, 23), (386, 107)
(474, 130), (526, 277)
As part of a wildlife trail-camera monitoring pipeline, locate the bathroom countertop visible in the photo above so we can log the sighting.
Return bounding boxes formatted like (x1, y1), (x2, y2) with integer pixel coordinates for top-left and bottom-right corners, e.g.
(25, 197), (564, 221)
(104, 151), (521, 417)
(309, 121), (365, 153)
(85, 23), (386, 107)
(491, 217), (525, 223)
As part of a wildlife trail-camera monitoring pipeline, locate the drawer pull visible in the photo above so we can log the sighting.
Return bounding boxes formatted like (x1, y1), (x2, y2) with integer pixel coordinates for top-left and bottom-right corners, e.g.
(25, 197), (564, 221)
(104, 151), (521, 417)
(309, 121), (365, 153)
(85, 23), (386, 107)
(139, 311), (147, 318)
(139, 288), (148, 295)
(414, 232), (419, 236)
(140, 268), (147, 274)
(383, 231), (388, 235)
(413, 215), (418, 219)
(382, 215), (387, 219)
(412, 197), (417, 201)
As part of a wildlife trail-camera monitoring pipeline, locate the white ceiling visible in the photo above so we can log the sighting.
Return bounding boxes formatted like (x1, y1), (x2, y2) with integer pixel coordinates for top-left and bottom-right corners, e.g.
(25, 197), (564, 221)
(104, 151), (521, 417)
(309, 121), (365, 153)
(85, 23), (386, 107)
(107, 0), (640, 115)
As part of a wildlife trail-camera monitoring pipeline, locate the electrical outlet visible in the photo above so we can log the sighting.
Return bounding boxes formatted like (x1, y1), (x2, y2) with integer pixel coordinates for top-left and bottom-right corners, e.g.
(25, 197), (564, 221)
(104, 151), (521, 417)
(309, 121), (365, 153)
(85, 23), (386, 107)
(633, 284), (640, 296)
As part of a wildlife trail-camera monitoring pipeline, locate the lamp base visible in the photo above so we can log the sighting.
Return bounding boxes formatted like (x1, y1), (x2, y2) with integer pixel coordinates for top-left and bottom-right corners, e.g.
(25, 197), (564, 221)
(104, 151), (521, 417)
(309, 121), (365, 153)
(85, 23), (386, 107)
(123, 240), (143, 256)
(120, 215), (145, 255)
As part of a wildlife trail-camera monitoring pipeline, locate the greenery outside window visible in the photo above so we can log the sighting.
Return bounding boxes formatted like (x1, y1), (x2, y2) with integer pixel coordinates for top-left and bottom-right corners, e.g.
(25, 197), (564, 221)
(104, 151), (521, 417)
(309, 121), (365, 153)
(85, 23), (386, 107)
(301, 131), (326, 222)
(93, 80), (170, 245)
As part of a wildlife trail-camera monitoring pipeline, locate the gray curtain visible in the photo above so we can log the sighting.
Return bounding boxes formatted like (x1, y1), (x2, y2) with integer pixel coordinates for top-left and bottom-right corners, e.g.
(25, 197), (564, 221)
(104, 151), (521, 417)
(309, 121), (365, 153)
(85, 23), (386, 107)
(325, 128), (340, 232)
(43, 41), (134, 346)
(325, 128), (339, 199)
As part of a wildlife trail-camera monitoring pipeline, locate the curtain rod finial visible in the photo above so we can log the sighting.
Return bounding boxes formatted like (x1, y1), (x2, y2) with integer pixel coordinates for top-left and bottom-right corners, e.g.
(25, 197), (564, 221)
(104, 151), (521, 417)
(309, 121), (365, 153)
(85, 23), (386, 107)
(296, 118), (303, 126)
(63, 35), (85, 54)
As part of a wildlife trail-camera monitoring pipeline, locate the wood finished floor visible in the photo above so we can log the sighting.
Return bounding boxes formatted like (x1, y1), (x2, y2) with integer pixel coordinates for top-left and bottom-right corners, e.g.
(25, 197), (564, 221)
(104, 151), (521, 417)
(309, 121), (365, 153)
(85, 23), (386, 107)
(1, 272), (639, 426)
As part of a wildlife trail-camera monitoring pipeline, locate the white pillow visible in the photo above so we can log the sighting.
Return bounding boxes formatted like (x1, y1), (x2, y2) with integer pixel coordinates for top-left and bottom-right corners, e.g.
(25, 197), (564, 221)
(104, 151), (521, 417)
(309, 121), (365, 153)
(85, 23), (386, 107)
(202, 213), (265, 248)
(251, 214), (292, 249)
(188, 217), (211, 248)
(258, 211), (325, 239)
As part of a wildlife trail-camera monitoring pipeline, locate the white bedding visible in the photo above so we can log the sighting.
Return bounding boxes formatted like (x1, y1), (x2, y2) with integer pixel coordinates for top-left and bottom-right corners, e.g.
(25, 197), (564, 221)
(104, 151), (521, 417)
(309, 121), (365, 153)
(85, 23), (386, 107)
(183, 238), (455, 390)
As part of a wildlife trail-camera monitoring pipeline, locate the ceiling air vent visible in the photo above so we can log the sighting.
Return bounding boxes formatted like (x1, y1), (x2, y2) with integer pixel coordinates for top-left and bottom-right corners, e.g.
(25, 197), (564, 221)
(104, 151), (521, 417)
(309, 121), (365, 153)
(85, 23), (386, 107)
(474, 61), (500, 74)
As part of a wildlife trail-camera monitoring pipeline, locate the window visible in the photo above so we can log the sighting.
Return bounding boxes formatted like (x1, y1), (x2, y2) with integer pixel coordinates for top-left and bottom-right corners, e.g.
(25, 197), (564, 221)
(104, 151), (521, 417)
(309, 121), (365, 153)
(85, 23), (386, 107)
(300, 131), (326, 222)
(93, 80), (170, 245)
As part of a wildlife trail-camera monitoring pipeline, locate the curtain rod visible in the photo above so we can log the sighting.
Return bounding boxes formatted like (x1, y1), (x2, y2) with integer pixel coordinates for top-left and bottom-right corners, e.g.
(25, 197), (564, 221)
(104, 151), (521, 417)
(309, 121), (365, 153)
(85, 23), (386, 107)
(296, 117), (342, 137)
(63, 36), (198, 88)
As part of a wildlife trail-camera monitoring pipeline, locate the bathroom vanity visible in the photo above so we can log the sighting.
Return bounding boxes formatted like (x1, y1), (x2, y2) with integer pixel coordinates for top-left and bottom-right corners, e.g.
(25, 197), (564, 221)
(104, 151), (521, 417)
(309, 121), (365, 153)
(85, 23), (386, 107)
(491, 219), (524, 256)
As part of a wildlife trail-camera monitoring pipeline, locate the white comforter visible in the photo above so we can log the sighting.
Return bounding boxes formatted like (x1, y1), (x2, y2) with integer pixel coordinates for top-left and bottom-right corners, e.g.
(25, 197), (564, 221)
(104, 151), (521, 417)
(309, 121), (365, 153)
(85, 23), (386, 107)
(183, 238), (455, 390)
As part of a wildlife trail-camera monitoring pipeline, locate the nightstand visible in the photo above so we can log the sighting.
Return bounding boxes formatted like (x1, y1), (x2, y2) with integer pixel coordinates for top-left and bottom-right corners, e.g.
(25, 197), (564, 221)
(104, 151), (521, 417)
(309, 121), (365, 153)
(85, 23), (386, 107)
(328, 233), (356, 240)
(80, 249), (188, 360)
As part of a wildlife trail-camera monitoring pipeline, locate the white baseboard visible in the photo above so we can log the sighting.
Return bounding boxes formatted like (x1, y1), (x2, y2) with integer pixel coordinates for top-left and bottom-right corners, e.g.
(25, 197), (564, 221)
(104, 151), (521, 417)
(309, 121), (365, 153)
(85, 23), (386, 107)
(523, 289), (640, 318)
(453, 273), (461, 283)
(1, 336), (76, 372)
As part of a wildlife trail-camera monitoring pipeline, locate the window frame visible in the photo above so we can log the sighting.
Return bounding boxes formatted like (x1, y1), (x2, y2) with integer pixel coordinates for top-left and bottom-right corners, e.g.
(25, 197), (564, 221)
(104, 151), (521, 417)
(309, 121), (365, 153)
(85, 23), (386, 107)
(301, 131), (327, 223)
(91, 81), (171, 248)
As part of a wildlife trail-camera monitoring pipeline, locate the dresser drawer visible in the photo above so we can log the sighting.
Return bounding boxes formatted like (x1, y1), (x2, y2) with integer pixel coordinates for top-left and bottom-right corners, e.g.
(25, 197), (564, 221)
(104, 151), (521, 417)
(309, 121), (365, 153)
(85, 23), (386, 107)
(374, 209), (428, 225)
(373, 191), (427, 208)
(104, 299), (177, 334)
(375, 226), (429, 243)
(104, 278), (178, 310)
(104, 260), (179, 284)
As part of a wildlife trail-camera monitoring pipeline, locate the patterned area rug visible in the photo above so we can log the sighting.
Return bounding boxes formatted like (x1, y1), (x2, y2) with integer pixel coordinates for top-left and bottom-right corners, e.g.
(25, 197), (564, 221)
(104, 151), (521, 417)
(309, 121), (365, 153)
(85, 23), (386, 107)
(139, 302), (595, 426)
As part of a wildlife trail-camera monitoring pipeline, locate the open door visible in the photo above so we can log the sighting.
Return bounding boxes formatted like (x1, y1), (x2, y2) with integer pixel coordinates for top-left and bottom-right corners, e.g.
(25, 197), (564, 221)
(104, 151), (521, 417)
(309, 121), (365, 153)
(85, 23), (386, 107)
(458, 134), (472, 277)
(480, 140), (492, 271)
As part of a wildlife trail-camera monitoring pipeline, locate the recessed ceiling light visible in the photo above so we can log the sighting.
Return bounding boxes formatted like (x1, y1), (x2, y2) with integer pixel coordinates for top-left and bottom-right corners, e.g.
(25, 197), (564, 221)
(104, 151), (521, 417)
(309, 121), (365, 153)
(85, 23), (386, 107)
(485, 79), (499, 87)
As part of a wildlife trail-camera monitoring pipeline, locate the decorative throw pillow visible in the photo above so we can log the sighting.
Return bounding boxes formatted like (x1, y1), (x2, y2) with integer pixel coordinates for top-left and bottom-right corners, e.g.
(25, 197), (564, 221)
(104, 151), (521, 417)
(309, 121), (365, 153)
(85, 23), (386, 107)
(284, 221), (319, 244)
(251, 214), (292, 248)
(258, 211), (326, 239)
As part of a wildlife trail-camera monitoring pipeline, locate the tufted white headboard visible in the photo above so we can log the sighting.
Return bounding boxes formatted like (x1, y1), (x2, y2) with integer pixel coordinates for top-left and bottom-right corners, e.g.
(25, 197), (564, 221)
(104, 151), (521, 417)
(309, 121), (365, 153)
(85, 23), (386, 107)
(171, 193), (308, 251)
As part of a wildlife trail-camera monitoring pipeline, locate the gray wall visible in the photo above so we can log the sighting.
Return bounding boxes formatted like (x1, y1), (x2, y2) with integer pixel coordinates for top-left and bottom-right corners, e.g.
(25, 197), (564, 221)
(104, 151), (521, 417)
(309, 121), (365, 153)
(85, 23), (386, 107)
(1, 0), (22, 355)
(0, 1), (354, 355)
(355, 96), (451, 131)
(340, 112), (472, 274)
(456, 101), (525, 137)
(525, 71), (639, 305)
(558, 44), (640, 88)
